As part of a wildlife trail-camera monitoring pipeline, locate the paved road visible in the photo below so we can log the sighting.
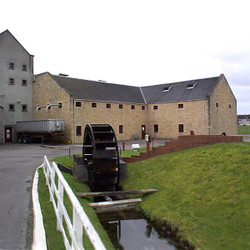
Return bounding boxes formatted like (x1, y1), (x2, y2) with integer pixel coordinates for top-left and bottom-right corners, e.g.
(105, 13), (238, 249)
(0, 143), (71, 250)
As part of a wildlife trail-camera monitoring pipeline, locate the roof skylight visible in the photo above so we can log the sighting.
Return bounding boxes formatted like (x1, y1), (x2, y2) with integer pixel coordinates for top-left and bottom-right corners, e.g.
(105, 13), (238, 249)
(187, 81), (198, 89)
(163, 85), (173, 92)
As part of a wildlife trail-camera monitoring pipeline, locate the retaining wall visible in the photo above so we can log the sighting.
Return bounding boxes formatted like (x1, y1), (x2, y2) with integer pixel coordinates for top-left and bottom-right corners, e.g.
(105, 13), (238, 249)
(122, 135), (243, 163)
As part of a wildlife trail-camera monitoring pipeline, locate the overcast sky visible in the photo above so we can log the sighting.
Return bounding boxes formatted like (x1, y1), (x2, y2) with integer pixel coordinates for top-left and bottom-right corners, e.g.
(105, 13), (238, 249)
(1, 0), (249, 114)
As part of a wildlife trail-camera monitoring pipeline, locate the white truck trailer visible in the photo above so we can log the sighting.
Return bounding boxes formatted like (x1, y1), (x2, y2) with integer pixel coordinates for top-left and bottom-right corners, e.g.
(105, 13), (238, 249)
(16, 119), (65, 143)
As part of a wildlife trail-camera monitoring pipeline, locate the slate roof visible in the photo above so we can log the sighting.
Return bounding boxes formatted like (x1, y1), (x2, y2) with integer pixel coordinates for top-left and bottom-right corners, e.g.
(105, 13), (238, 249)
(50, 74), (145, 104)
(141, 76), (220, 104)
(48, 73), (221, 104)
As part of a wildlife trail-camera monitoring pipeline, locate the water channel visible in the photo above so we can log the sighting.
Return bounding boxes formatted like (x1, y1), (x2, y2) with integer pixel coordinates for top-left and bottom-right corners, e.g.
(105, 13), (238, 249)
(98, 210), (187, 250)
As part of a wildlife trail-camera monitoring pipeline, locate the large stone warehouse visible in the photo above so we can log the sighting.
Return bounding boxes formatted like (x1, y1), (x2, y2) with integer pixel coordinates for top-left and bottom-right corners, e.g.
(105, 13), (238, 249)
(33, 72), (237, 144)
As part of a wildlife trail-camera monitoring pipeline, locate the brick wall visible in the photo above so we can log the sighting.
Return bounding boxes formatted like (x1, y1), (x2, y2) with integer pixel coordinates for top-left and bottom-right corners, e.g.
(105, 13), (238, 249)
(122, 135), (243, 163)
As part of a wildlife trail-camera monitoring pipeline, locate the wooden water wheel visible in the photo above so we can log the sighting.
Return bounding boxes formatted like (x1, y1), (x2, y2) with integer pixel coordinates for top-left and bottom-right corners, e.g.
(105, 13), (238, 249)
(82, 124), (120, 191)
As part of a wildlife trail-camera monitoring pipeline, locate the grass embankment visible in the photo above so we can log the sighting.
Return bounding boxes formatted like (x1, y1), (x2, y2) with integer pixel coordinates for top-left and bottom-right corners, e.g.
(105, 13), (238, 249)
(38, 168), (115, 250)
(121, 142), (250, 249)
(238, 125), (250, 134)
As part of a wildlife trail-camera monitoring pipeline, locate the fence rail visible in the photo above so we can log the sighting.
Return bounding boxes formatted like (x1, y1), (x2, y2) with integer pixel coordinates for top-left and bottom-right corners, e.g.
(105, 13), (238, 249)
(42, 155), (106, 250)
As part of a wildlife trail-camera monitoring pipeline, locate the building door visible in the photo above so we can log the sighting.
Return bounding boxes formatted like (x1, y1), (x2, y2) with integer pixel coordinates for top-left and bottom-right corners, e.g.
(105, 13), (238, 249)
(5, 127), (12, 142)
(141, 125), (146, 139)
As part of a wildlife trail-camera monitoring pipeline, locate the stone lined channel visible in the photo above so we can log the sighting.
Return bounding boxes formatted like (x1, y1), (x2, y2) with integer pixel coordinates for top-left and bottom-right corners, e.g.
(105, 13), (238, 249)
(98, 210), (181, 250)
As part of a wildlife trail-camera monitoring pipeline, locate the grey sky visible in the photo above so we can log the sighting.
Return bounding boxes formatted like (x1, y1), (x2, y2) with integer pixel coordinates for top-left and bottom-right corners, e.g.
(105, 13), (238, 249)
(1, 0), (249, 114)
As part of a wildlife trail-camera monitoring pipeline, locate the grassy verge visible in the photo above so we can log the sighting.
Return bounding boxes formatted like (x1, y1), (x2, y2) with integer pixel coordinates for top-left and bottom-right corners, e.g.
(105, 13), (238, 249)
(238, 125), (250, 134)
(121, 142), (250, 249)
(38, 168), (115, 249)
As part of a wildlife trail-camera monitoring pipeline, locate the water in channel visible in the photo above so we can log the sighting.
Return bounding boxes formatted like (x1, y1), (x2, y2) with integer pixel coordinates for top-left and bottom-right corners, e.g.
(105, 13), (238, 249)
(98, 210), (178, 250)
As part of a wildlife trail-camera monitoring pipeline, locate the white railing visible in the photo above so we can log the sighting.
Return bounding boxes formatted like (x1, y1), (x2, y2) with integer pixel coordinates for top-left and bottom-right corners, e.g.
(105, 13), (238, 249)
(42, 155), (106, 250)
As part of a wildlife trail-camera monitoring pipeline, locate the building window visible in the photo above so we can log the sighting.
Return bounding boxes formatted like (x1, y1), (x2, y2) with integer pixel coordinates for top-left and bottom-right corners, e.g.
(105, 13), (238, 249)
(178, 124), (184, 133)
(229, 104), (232, 109)
(76, 102), (82, 107)
(154, 124), (159, 133)
(216, 103), (219, 108)
(22, 104), (27, 112)
(153, 105), (158, 110)
(131, 105), (135, 110)
(22, 65), (27, 71)
(119, 104), (123, 109)
(142, 106), (145, 110)
(119, 125), (123, 134)
(92, 102), (97, 108)
(9, 78), (15, 85)
(22, 80), (27, 86)
(106, 103), (111, 109)
(76, 126), (82, 136)
(9, 104), (15, 111)
(9, 62), (14, 70)
(178, 103), (184, 109)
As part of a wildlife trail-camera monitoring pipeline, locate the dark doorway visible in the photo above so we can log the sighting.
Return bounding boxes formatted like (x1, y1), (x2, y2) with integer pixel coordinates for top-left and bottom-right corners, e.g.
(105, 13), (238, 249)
(141, 125), (146, 139)
(5, 127), (13, 142)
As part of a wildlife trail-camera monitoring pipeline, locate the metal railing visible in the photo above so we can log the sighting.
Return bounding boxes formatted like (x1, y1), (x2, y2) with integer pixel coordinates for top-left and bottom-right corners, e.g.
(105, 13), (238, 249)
(42, 155), (106, 250)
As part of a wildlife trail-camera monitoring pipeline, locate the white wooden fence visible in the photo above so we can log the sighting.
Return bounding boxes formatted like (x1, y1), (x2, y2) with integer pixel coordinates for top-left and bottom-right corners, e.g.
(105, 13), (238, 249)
(42, 155), (106, 250)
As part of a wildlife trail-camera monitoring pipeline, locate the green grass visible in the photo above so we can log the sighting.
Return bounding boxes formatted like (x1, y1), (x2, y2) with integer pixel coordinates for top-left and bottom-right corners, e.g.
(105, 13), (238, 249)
(38, 168), (115, 250)
(121, 142), (250, 249)
(238, 125), (250, 134)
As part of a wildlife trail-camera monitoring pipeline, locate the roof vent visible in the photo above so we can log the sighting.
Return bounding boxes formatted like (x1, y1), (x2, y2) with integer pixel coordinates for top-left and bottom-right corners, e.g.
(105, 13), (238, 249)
(187, 81), (197, 89)
(59, 73), (69, 77)
(163, 85), (173, 92)
(98, 80), (107, 83)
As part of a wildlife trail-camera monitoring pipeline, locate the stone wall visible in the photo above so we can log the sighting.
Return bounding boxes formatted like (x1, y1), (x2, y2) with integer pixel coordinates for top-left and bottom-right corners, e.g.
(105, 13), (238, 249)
(74, 101), (146, 143)
(209, 75), (238, 135)
(147, 100), (209, 139)
(33, 73), (73, 143)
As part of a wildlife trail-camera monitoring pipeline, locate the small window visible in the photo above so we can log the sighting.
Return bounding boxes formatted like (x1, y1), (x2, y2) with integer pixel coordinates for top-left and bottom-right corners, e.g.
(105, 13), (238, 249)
(131, 105), (135, 110)
(216, 103), (219, 108)
(76, 126), (82, 136)
(106, 103), (111, 109)
(9, 62), (14, 70)
(76, 102), (82, 107)
(119, 125), (123, 134)
(9, 78), (15, 85)
(154, 124), (159, 133)
(22, 65), (27, 71)
(9, 104), (15, 111)
(119, 104), (123, 109)
(22, 104), (27, 112)
(92, 103), (97, 108)
(178, 103), (184, 109)
(142, 106), (145, 110)
(22, 80), (27, 86)
(229, 104), (232, 109)
(153, 105), (158, 110)
(178, 124), (184, 133)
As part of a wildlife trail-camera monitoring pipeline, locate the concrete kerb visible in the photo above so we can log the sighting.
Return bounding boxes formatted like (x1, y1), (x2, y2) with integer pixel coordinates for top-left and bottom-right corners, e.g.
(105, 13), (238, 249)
(32, 166), (47, 250)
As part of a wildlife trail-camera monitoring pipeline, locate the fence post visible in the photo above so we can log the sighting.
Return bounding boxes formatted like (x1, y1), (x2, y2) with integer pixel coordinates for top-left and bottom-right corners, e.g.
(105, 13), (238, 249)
(57, 179), (64, 232)
(73, 207), (83, 248)
(50, 167), (55, 202)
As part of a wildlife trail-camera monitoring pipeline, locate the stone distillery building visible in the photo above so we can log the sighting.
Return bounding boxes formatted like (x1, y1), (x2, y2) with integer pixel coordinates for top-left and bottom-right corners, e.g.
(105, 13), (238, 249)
(33, 72), (237, 144)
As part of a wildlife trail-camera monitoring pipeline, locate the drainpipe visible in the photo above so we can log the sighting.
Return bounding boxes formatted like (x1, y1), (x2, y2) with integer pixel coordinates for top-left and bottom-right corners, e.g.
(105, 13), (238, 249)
(203, 99), (206, 135)
(73, 99), (76, 144)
